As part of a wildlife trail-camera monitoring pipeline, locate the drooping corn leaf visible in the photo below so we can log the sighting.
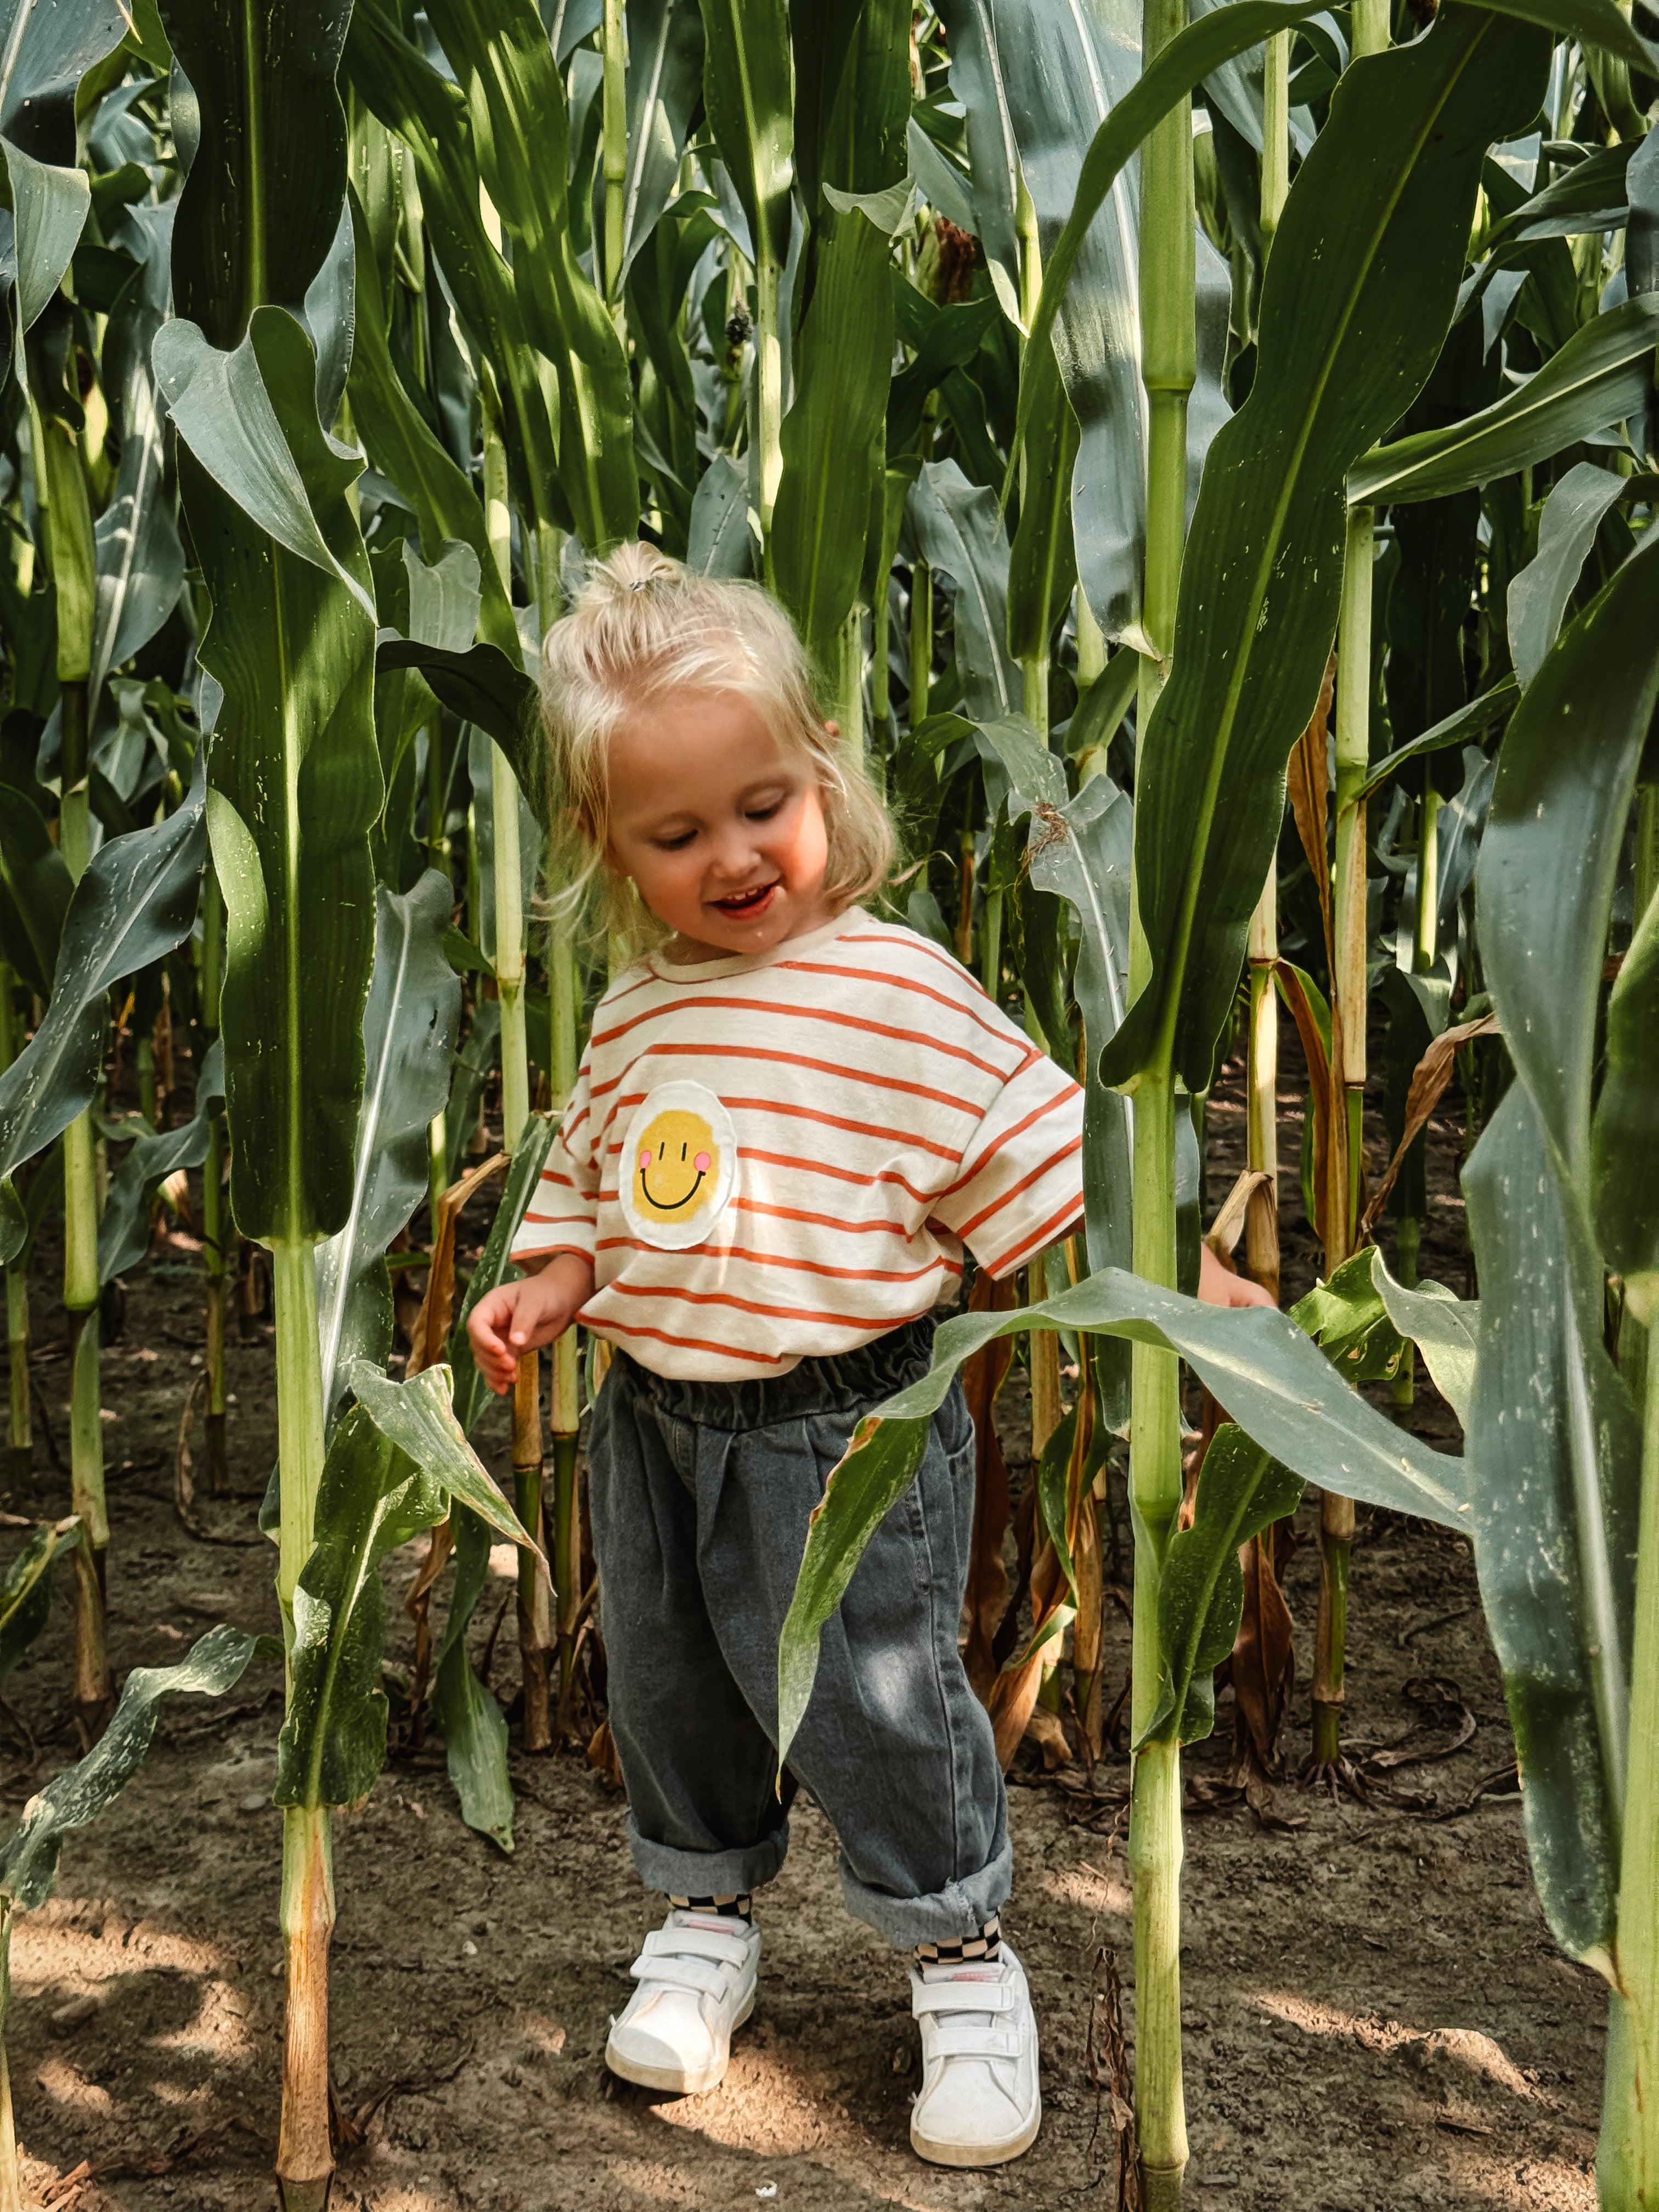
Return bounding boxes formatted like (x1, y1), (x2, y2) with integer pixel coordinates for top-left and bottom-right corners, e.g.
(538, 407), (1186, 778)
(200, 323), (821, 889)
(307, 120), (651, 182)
(1101, 8), (1551, 1096)
(1369, 1249), (1479, 1427)
(776, 1268), (1470, 1767)
(1348, 295), (1659, 507)
(1505, 460), (1628, 687)
(1026, 772), (1134, 1429)
(1459, 527), (1659, 1976)
(907, 460), (1020, 721)
(0, 752), (207, 1262)
(160, 307), (382, 1245)
(315, 874), (462, 1424)
(0, 139), (89, 383)
(1356, 676), (1517, 802)
(431, 1501), (515, 1850)
(0, 1519), (83, 1688)
(0, 1624), (269, 1913)
(1145, 1425), (1304, 1748)
(276, 1364), (529, 1814)
(98, 1036), (224, 1285)
(0, 2), (128, 167)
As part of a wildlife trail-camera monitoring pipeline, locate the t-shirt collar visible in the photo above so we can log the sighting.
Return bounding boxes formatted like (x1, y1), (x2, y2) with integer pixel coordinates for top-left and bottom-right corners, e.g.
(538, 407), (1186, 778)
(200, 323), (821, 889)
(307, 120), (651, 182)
(648, 904), (865, 984)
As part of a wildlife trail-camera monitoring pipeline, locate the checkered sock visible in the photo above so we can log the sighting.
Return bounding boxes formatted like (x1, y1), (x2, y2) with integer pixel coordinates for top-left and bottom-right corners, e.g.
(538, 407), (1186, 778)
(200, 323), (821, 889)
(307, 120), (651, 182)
(669, 1891), (752, 1922)
(915, 1914), (1001, 1968)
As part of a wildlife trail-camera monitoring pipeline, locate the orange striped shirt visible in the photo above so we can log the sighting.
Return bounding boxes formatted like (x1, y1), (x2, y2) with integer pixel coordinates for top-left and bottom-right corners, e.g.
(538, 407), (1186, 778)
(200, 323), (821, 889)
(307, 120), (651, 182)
(512, 908), (1085, 1380)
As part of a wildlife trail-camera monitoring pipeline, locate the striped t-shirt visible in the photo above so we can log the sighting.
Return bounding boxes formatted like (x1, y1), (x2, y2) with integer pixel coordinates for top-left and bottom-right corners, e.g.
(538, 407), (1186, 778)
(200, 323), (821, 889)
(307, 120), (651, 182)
(511, 907), (1085, 1380)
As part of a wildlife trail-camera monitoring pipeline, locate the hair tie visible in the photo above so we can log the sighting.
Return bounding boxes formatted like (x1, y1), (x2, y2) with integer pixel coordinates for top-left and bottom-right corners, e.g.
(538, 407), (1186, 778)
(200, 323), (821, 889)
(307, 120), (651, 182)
(630, 577), (648, 592)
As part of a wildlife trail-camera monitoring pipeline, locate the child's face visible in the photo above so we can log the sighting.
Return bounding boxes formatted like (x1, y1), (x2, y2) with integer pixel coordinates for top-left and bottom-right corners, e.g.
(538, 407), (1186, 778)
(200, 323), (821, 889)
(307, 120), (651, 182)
(605, 687), (833, 960)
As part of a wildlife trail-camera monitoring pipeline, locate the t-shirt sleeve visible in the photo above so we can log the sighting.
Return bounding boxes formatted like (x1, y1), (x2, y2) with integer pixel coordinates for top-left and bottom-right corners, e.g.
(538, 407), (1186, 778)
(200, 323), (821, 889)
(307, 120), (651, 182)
(511, 1057), (599, 1265)
(929, 1048), (1085, 1279)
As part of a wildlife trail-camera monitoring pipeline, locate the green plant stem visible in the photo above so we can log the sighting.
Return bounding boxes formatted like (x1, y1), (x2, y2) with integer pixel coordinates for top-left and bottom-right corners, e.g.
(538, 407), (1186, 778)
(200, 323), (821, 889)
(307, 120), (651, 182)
(1604, 1291), (1659, 2208)
(271, 1242), (332, 2208)
(426, 710), (447, 869)
(837, 604), (866, 758)
(0, 963), (27, 1488)
(59, 680), (110, 1714)
(981, 889), (1003, 1002)
(1245, 876), (1279, 1300)
(201, 870), (228, 1496)
(1128, 1060), (1188, 2212)
(910, 559), (932, 724)
(755, 255), (783, 551)
(602, 0), (628, 317)
(1075, 589), (1105, 692)
(1261, 32), (1290, 245)
(482, 415), (531, 1153)
(1415, 785), (1441, 970)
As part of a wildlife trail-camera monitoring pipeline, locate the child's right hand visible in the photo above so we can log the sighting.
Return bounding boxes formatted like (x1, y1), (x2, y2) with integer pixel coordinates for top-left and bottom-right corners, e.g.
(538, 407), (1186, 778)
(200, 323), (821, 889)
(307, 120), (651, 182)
(466, 1253), (596, 1395)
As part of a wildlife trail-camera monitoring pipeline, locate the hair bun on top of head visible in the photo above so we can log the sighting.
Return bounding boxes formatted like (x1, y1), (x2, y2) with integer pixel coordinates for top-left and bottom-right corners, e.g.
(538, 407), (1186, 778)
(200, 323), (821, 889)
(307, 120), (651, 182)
(588, 540), (680, 600)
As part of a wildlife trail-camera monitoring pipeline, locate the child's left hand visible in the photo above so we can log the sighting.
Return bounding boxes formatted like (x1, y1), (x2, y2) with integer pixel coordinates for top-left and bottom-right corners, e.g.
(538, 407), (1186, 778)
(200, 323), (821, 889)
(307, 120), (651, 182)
(1197, 1242), (1277, 1310)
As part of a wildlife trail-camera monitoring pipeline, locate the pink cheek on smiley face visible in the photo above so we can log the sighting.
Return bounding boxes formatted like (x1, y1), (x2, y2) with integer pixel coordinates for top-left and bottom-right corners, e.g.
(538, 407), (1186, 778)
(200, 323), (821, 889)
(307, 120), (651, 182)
(639, 1148), (652, 1170)
(695, 1152), (711, 1173)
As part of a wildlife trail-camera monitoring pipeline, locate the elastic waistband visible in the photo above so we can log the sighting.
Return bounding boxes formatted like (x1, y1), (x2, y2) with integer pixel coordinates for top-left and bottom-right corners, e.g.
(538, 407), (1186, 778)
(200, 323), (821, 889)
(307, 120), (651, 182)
(618, 1315), (939, 1431)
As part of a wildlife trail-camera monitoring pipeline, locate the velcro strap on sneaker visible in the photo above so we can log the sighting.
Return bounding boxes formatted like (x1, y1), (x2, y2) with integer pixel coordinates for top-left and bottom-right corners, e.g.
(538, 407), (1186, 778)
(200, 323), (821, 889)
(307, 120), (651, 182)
(922, 2021), (1026, 2061)
(629, 1953), (727, 1996)
(641, 1925), (753, 1970)
(912, 1978), (1018, 2018)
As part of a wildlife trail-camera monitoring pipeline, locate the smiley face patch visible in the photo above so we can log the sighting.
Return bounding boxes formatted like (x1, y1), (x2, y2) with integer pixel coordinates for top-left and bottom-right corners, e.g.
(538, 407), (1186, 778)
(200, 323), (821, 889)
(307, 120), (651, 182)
(619, 1080), (738, 1250)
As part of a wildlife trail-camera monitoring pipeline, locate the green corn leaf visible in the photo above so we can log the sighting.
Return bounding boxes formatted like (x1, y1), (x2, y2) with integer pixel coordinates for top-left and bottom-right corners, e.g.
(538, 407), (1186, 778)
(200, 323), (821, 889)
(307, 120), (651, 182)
(764, 204), (894, 680)
(1144, 1425), (1304, 1748)
(444, 1001), (501, 1190)
(0, 753), (206, 1261)
(947, 0), (1227, 642)
(613, 0), (705, 285)
(0, 1624), (270, 1914)
(1101, 9), (1550, 1097)
(1348, 296), (1659, 507)
(1356, 675), (1517, 801)
(776, 1269), (1469, 1769)
(1036, 1401), (1081, 1606)
(1460, 524), (1659, 1975)
(426, 0), (638, 552)
(276, 1364), (530, 1816)
(1506, 461), (1629, 687)
(343, 187), (517, 659)
(1290, 1248), (1404, 1384)
(315, 876), (462, 1424)
(1369, 1248), (1479, 1428)
(1006, 347), (1080, 667)
(448, 1117), (558, 1438)
(341, 4), (562, 542)
(0, 1519), (82, 1688)
(907, 460), (1020, 722)
(0, 4), (127, 166)
(376, 640), (540, 797)
(0, 780), (72, 995)
(686, 451), (754, 577)
(98, 1036), (224, 1285)
(90, 247), (184, 712)
(0, 140), (89, 382)
(163, 306), (382, 1246)
(159, 0), (353, 348)
(697, 0), (793, 275)
(1026, 772), (1134, 1429)
(1593, 872), (1659, 1305)
(972, 712), (1066, 812)
(1464, 1083), (1637, 1977)
(431, 1501), (515, 1850)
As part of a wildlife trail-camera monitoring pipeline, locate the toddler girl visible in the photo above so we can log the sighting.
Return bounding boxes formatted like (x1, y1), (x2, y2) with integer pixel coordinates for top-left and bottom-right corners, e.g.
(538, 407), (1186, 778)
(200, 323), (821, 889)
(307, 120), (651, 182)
(468, 543), (1262, 2168)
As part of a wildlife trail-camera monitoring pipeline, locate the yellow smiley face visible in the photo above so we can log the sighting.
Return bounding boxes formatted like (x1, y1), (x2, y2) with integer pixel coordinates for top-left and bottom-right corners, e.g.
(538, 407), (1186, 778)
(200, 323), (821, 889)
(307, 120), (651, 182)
(634, 1108), (719, 1224)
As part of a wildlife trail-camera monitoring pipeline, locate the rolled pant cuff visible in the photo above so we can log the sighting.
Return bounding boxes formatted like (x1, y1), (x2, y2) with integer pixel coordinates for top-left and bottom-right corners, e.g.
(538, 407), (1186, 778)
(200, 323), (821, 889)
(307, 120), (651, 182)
(838, 1835), (1014, 1950)
(625, 1810), (792, 1901)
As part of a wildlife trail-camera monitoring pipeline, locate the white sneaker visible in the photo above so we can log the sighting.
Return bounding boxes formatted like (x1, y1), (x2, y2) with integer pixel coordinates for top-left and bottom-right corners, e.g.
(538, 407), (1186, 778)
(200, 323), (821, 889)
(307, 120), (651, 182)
(909, 1944), (1042, 2167)
(605, 1909), (761, 2094)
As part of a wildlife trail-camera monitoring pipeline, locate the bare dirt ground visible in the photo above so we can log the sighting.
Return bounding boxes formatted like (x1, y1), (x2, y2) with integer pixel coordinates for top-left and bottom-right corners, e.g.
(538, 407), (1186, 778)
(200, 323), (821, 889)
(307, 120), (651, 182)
(0, 1036), (1604, 2212)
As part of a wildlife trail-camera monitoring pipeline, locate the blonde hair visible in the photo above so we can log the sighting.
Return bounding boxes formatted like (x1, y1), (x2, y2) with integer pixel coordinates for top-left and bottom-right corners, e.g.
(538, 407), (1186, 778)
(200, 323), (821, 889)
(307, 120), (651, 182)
(540, 542), (894, 955)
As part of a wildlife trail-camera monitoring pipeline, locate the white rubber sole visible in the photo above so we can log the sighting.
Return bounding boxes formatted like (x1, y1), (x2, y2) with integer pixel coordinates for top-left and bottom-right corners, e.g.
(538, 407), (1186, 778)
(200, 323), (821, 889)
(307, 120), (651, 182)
(605, 1990), (755, 2095)
(911, 2091), (1043, 2169)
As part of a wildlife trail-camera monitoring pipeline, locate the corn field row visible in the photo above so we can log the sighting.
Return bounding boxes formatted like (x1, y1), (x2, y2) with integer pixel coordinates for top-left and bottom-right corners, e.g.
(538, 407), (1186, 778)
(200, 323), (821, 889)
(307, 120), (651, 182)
(0, 0), (1650, 2203)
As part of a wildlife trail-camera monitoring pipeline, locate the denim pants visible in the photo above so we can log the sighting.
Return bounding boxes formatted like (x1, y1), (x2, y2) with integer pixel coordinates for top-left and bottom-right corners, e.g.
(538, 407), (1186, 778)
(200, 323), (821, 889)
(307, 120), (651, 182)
(587, 1317), (1013, 1950)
